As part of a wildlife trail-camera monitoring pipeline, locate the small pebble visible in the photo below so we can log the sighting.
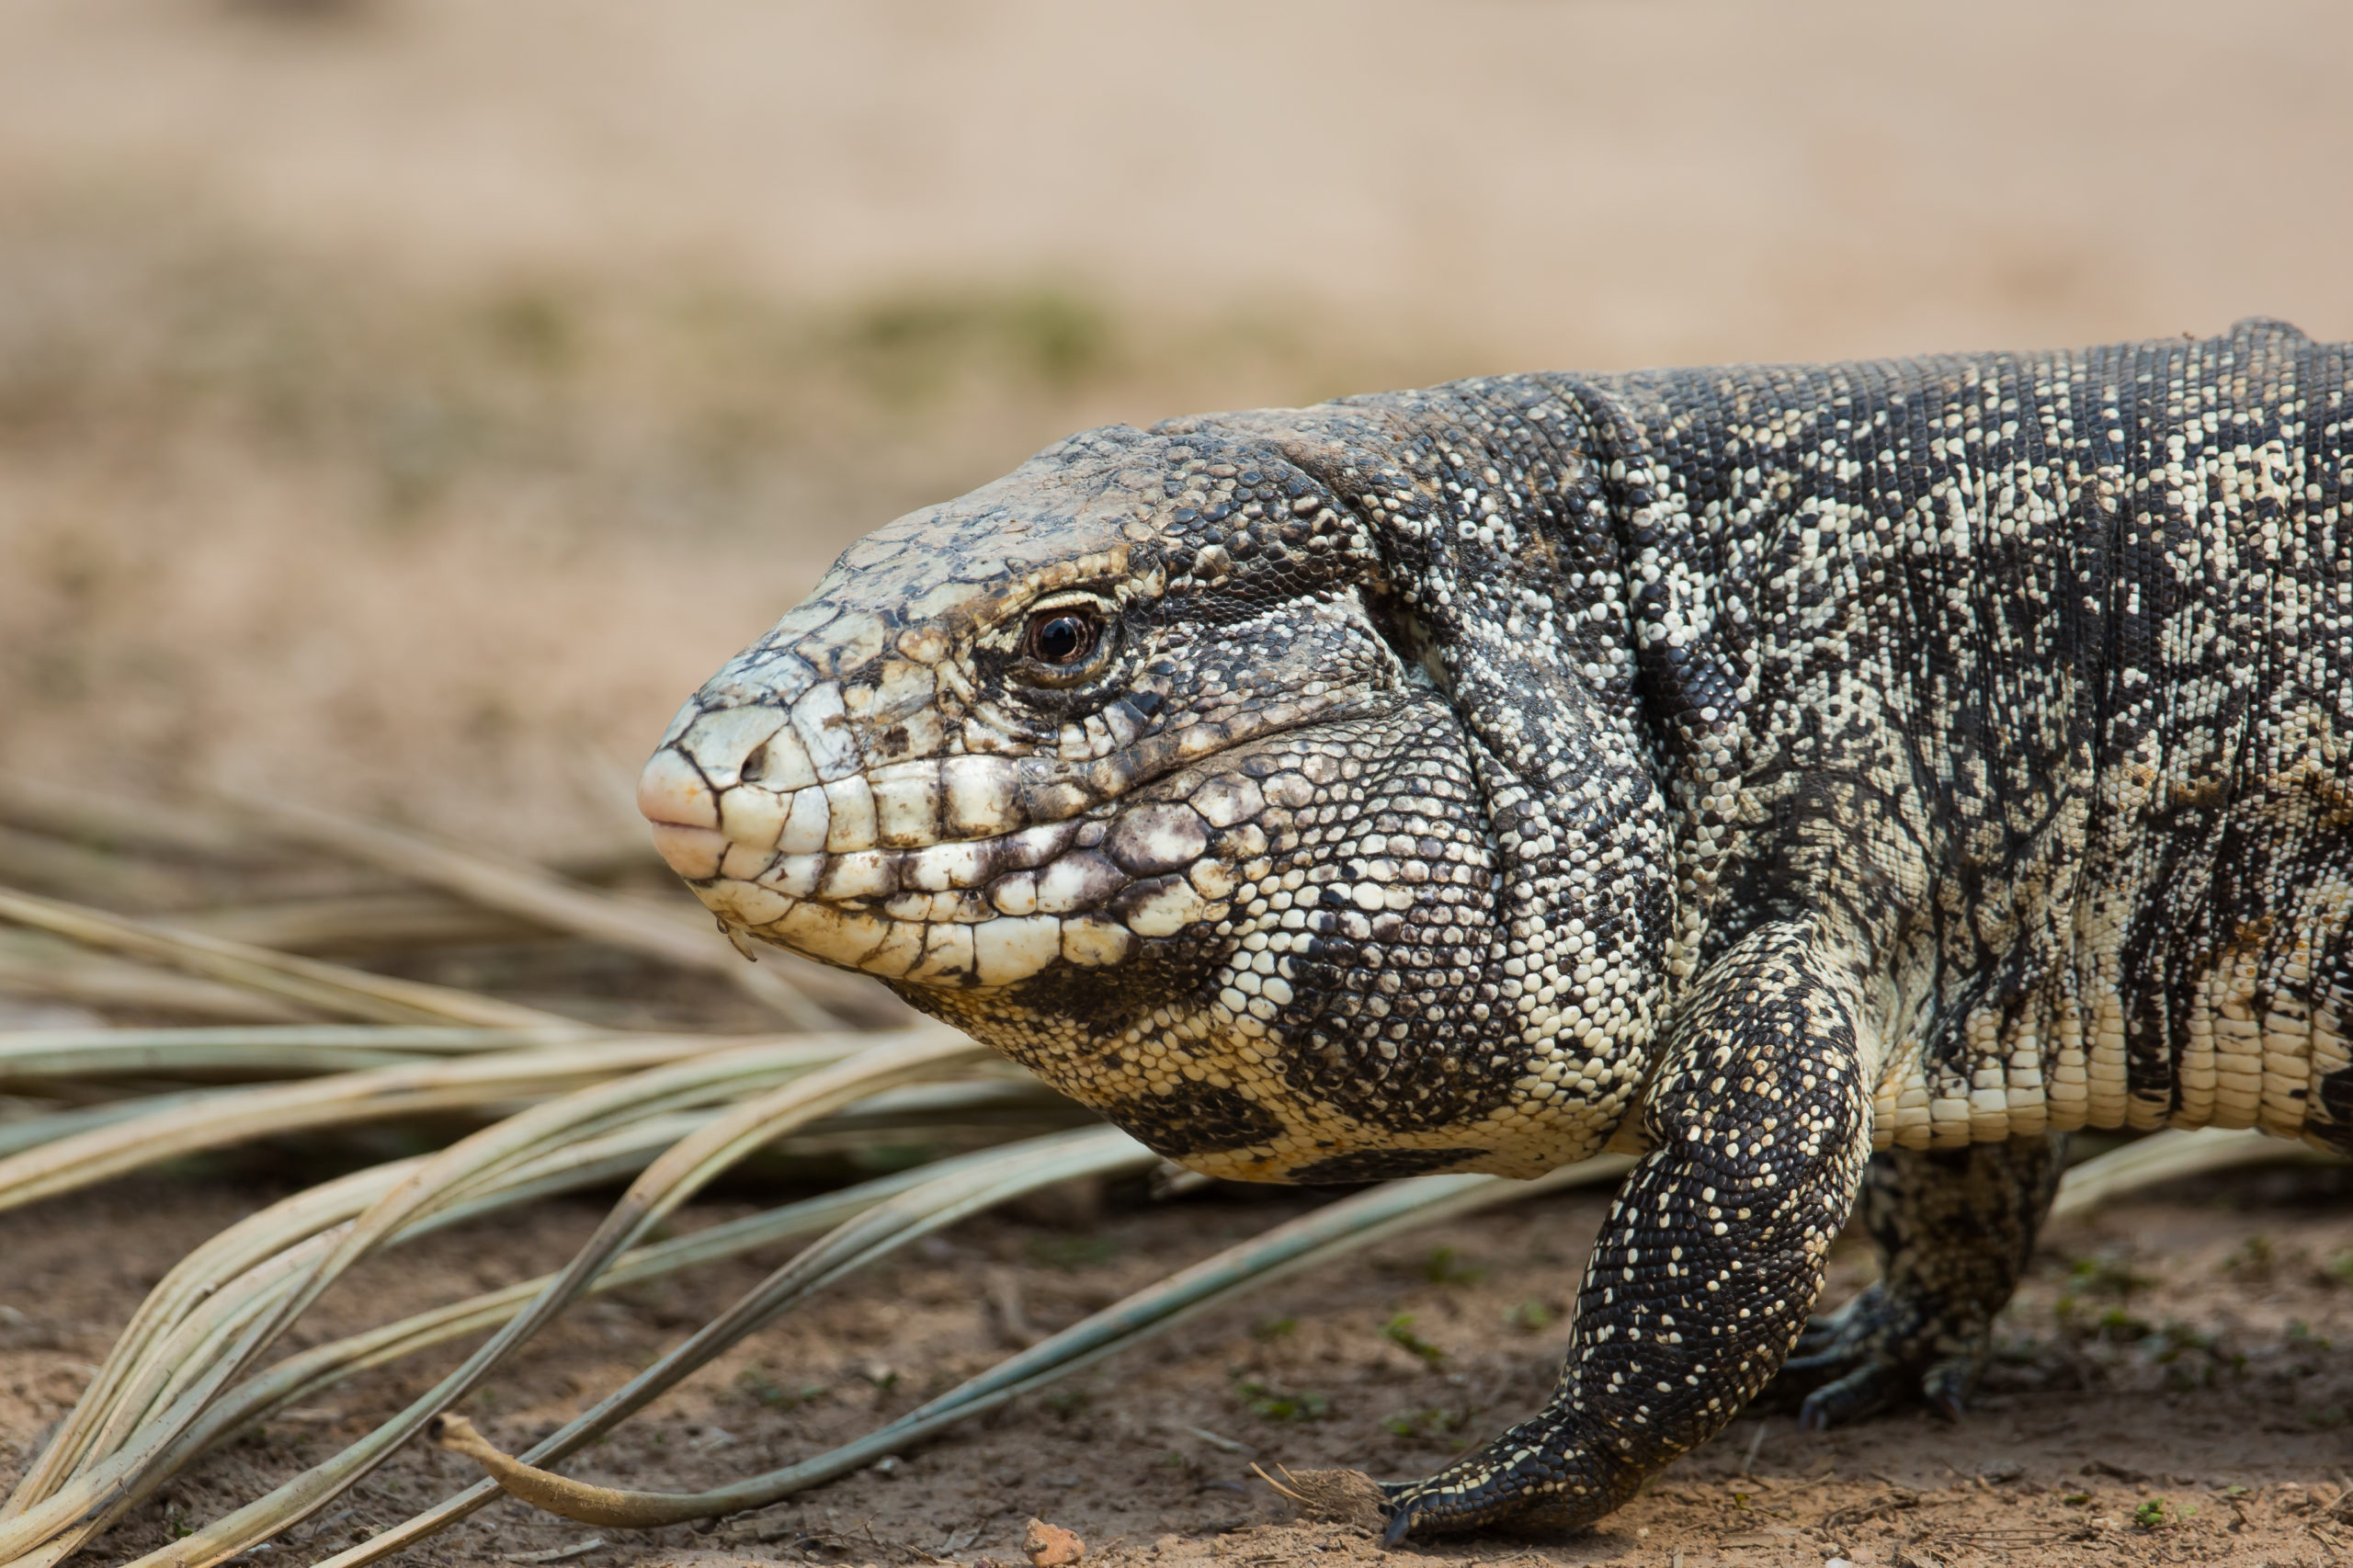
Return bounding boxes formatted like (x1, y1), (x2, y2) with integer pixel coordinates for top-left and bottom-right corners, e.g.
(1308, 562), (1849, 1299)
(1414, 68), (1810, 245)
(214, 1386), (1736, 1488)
(1023, 1517), (1085, 1566)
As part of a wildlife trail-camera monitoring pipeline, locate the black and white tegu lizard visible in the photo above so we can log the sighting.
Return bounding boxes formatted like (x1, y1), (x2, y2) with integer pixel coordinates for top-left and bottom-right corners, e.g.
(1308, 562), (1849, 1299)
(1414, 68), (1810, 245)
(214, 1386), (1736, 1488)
(639, 321), (2353, 1540)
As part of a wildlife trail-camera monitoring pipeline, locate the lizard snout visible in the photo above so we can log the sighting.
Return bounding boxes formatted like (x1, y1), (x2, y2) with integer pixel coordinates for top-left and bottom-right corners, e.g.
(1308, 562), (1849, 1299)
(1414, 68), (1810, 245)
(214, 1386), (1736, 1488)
(638, 745), (728, 881)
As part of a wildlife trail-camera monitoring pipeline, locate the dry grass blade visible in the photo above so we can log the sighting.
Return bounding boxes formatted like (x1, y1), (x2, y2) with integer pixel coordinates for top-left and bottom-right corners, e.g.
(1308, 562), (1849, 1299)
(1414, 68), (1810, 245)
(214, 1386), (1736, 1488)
(157, 1159), (954, 1485)
(221, 791), (854, 1029)
(0, 775), (259, 862)
(0, 882), (571, 1028)
(2048, 1126), (2333, 1221)
(0, 1091), (239, 1158)
(381, 1150), (1631, 1546)
(0, 1034), (720, 1218)
(77, 1125), (1047, 1532)
(6, 1153), (988, 1568)
(0, 1032), (928, 1563)
(0, 821), (209, 907)
(17, 1102), (724, 1521)
(165, 892), (546, 954)
(0, 1023), (596, 1084)
(0, 931), (313, 1022)
(333, 1125), (1160, 1553)
(10, 1054), (1026, 1520)
(58, 1028), (990, 1568)
(21, 1085), (801, 1523)
(39, 1060), (1024, 1505)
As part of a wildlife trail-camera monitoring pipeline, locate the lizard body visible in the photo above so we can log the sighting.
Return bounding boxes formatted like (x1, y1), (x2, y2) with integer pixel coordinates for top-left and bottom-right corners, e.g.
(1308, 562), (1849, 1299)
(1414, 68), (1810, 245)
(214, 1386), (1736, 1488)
(642, 320), (2353, 1538)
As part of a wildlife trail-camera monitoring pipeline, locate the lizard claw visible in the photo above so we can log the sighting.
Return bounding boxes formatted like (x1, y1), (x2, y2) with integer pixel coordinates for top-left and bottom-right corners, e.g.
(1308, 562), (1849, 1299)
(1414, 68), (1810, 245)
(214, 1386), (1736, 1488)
(1784, 1312), (1984, 1431)
(1375, 1480), (1422, 1548)
(1921, 1358), (1973, 1423)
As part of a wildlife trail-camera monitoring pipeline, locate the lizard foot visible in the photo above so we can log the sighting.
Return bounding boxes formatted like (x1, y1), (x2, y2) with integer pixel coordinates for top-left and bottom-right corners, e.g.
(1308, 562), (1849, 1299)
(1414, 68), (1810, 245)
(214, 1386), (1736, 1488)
(1768, 1279), (1983, 1430)
(1370, 1414), (1630, 1545)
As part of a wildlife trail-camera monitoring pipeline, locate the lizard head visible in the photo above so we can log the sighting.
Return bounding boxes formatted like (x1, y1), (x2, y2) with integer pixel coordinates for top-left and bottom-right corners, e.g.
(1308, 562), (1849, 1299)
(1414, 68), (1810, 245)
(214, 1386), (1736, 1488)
(642, 409), (1670, 1182)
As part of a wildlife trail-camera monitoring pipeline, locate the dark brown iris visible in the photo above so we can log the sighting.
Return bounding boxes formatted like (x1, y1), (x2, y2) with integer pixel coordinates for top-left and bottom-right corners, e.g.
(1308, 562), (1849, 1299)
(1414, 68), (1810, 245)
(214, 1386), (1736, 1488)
(1025, 608), (1097, 665)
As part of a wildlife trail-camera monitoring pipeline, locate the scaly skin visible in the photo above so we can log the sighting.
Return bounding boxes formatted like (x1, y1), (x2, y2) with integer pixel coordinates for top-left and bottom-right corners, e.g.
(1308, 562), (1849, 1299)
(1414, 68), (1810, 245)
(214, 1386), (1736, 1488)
(641, 321), (2353, 1540)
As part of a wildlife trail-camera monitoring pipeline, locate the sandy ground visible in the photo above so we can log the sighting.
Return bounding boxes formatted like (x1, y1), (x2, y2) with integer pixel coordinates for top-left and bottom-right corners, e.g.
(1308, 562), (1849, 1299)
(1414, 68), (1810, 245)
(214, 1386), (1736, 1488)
(9, 1157), (2353, 1567)
(6, 2), (2352, 363)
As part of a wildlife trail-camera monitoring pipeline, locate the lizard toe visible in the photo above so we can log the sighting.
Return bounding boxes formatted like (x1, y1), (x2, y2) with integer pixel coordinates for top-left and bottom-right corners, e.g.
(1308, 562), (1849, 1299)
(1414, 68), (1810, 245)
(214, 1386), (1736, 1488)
(1796, 1362), (1905, 1431)
(1920, 1355), (1976, 1422)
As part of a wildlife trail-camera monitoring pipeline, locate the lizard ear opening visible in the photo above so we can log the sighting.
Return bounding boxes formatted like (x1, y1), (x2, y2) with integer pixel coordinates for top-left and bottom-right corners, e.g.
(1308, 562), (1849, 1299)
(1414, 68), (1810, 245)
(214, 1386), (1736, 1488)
(1359, 580), (1443, 693)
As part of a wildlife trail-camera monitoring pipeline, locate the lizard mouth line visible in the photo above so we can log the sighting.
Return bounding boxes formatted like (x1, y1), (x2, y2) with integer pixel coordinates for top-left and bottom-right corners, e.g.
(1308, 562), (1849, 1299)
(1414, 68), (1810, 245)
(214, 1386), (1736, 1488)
(669, 806), (1239, 989)
(646, 702), (1367, 988)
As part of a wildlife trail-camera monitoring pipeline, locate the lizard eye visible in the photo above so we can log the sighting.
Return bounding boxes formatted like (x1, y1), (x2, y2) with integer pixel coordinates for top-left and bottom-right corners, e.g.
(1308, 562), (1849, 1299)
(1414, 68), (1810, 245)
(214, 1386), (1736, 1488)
(1024, 608), (1099, 665)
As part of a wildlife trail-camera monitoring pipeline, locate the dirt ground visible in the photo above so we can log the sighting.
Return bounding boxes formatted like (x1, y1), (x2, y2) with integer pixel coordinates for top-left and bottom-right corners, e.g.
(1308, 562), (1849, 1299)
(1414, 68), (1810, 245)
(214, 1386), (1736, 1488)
(8, 1157), (2353, 1568)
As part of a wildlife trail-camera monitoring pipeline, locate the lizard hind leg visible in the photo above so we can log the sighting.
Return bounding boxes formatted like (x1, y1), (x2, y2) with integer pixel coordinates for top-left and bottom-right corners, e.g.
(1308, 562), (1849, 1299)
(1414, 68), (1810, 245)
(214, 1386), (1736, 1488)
(1770, 1132), (2067, 1429)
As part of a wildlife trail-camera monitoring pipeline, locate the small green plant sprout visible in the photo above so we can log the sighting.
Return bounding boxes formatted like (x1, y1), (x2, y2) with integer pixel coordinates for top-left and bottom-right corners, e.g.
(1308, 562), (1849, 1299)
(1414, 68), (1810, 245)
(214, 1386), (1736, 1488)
(1382, 1312), (1446, 1364)
(2222, 1233), (2275, 1278)
(2087, 1304), (2154, 1342)
(1506, 1298), (1553, 1332)
(1421, 1246), (1486, 1286)
(2067, 1252), (2158, 1299)
(1381, 1407), (1468, 1439)
(1234, 1378), (1328, 1423)
(1026, 1234), (1118, 1271)
(734, 1369), (827, 1408)
(2132, 1495), (2194, 1529)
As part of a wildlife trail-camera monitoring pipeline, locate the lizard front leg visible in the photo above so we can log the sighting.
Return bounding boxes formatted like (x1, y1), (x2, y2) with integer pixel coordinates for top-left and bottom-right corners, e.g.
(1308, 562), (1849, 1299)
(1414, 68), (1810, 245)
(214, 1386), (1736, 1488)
(1382, 919), (1876, 1541)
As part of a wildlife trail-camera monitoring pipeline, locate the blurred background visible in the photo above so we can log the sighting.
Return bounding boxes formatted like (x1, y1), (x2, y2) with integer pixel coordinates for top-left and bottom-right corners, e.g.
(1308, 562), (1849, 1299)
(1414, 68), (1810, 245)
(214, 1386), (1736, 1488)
(2, 0), (2348, 860)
